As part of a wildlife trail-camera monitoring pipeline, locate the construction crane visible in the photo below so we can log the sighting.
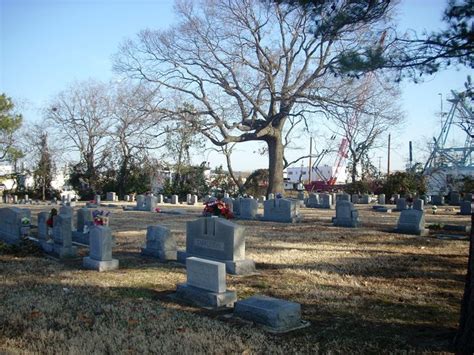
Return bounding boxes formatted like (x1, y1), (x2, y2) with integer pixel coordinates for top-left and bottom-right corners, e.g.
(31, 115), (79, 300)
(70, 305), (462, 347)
(423, 90), (474, 193)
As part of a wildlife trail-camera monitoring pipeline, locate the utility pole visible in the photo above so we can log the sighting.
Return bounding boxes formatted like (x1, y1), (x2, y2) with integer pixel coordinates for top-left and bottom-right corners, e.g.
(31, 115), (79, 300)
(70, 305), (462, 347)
(387, 134), (391, 175)
(308, 137), (313, 183)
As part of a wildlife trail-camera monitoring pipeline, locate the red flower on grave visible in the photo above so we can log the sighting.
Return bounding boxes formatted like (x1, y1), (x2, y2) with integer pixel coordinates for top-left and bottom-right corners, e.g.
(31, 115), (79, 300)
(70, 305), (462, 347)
(203, 200), (233, 219)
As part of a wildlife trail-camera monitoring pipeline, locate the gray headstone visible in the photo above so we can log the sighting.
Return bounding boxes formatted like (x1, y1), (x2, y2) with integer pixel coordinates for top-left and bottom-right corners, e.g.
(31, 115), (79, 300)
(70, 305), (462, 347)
(297, 191), (305, 201)
(136, 195), (145, 210)
(141, 225), (177, 260)
(259, 196), (266, 203)
(305, 193), (320, 208)
(351, 194), (359, 204)
(106, 192), (116, 201)
(171, 195), (179, 204)
(175, 257), (237, 308)
(186, 257), (226, 293)
(157, 194), (164, 204)
(186, 194), (192, 204)
(183, 217), (255, 275)
(262, 198), (300, 223)
(268, 193), (275, 200)
(320, 194), (333, 209)
(52, 214), (77, 258)
(95, 195), (101, 205)
(396, 198), (407, 211)
(232, 197), (242, 216)
(396, 209), (428, 235)
(459, 201), (472, 215)
(0, 207), (30, 244)
(234, 295), (302, 332)
(37, 211), (50, 241)
(223, 192), (230, 199)
(336, 193), (350, 202)
(431, 195), (444, 205)
(450, 191), (460, 205)
(360, 194), (370, 204)
(59, 206), (73, 216)
(378, 194), (386, 205)
(83, 225), (119, 271)
(413, 199), (424, 211)
(333, 200), (359, 228)
(144, 195), (157, 212)
(76, 208), (94, 233)
(239, 198), (258, 220)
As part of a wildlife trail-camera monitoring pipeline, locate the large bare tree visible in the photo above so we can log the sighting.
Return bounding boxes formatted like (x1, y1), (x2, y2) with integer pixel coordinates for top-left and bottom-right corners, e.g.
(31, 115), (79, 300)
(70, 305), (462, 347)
(46, 80), (112, 194)
(115, 0), (395, 193)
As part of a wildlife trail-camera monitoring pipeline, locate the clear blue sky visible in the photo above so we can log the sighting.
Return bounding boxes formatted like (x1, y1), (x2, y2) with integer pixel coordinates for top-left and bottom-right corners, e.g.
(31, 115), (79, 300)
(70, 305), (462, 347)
(1, 0), (471, 173)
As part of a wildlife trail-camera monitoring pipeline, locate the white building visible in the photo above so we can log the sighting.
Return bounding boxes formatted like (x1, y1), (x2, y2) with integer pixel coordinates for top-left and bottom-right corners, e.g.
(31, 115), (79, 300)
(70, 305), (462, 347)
(285, 165), (347, 184)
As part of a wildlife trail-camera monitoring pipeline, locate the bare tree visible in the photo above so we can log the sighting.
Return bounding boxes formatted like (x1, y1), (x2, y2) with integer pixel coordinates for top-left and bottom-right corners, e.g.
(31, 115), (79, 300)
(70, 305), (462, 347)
(46, 80), (112, 195)
(110, 82), (167, 197)
(326, 78), (403, 183)
(115, 0), (395, 194)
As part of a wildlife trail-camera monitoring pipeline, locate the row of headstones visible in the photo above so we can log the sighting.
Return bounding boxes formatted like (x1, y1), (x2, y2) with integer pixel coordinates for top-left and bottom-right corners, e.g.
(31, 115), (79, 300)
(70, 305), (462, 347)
(2, 194), (43, 205)
(226, 197), (300, 223)
(333, 200), (428, 235)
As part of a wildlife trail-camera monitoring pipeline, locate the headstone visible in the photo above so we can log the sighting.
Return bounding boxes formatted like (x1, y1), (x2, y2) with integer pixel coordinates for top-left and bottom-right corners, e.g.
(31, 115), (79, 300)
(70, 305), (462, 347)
(135, 195), (145, 210)
(232, 197), (242, 216)
(157, 194), (164, 204)
(72, 208), (94, 244)
(431, 195), (444, 205)
(144, 195), (157, 212)
(190, 195), (198, 205)
(124, 195), (130, 202)
(95, 195), (101, 205)
(181, 217), (255, 275)
(305, 193), (320, 208)
(459, 201), (472, 215)
(332, 200), (359, 228)
(360, 194), (370, 204)
(239, 198), (258, 220)
(83, 225), (119, 271)
(234, 295), (303, 332)
(24, 194), (29, 202)
(392, 194), (400, 204)
(59, 205), (73, 216)
(262, 198), (300, 223)
(450, 191), (461, 205)
(351, 194), (359, 204)
(175, 257), (237, 308)
(171, 195), (179, 205)
(141, 225), (177, 260)
(52, 214), (77, 258)
(106, 192), (116, 202)
(396, 209), (428, 236)
(464, 193), (472, 202)
(0, 207), (30, 244)
(258, 196), (266, 204)
(336, 193), (350, 202)
(378, 194), (386, 205)
(297, 191), (305, 201)
(320, 194), (333, 209)
(222, 197), (233, 212)
(223, 192), (229, 199)
(268, 193), (275, 200)
(37, 212), (50, 241)
(186, 194), (192, 204)
(413, 199), (424, 211)
(396, 198), (407, 211)
(13, 195), (18, 203)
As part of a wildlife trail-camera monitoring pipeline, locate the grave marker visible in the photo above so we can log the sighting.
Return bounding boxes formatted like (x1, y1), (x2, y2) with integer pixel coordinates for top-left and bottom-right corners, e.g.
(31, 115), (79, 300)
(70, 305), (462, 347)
(262, 198), (300, 223)
(332, 200), (359, 228)
(83, 225), (119, 271)
(141, 225), (177, 260)
(396, 209), (428, 236)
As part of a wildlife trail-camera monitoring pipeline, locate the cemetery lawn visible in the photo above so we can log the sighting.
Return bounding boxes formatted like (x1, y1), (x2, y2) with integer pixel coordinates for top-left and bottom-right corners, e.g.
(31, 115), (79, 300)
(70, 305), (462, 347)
(0, 203), (469, 354)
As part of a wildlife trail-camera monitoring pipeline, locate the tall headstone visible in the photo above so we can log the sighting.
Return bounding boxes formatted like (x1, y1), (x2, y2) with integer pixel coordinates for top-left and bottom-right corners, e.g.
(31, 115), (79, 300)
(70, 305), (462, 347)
(83, 225), (119, 271)
(0, 207), (30, 244)
(378, 194), (386, 205)
(396, 209), (428, 236)
(141, 225), (177, 260)
(262, 198), (300, 223)
(175, 257), (237, 308)
(320, 194), (334, 209)
(52, 214), (77, 258)
(239, 198), (258, 220)
(106, 192), (116, 201)
(157, 194), (164, 204)
(332, 200), (359, 228)
(72, 208), (94, 244)
(186, 194), (192, 204)
(95, 195), (101, 206)
(135, 195), (145, 210)
(181, 217), (255, 275)
(37, 212), (49, 241)
(171, 195), (179, 205)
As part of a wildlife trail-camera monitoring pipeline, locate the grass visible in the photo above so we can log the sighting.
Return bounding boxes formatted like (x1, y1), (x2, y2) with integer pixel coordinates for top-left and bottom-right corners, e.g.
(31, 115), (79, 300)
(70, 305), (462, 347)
(0, 202), (470, 354)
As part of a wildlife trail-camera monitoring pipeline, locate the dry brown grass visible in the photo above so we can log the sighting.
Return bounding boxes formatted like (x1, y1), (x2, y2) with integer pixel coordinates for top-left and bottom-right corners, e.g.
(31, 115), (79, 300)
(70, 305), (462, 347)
(0, 202), (469, 354)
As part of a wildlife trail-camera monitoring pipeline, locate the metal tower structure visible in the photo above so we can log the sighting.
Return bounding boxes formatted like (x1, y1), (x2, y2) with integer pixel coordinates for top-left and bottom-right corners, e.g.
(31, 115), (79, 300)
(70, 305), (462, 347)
(423, 90), (474, 192)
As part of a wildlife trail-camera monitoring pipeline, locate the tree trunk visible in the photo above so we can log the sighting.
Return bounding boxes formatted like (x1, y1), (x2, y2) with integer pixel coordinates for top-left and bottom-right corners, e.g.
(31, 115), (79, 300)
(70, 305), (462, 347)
(455, 213), (474, 354)
(266, 134), (284, 195)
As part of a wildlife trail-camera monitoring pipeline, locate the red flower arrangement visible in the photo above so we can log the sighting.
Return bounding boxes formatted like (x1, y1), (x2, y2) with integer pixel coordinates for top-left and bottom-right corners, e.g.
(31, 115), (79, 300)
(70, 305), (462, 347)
(203, 200), (233, 219)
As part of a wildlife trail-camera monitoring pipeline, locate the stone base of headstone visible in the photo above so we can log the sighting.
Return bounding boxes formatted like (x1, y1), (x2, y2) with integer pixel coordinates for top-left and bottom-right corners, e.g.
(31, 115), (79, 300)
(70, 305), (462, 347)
(175, 283), (236, 309)
(83, 256), (119, 272)
(394, 226), (429, 236)
(53, 244), (78, 258)
(72, 231), (90, 245)
(176, 250), (256, 275)
(141, 248), (177, 261)
(332, 216), (359, 228)
(40, 240), (54, 253)
(234, 295), (306, 333)
(372, 205), (392, 213)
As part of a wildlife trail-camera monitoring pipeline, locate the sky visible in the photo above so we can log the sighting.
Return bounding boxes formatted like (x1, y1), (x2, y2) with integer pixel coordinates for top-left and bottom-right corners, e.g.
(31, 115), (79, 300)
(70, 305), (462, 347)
(1, 0), (471, 174)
